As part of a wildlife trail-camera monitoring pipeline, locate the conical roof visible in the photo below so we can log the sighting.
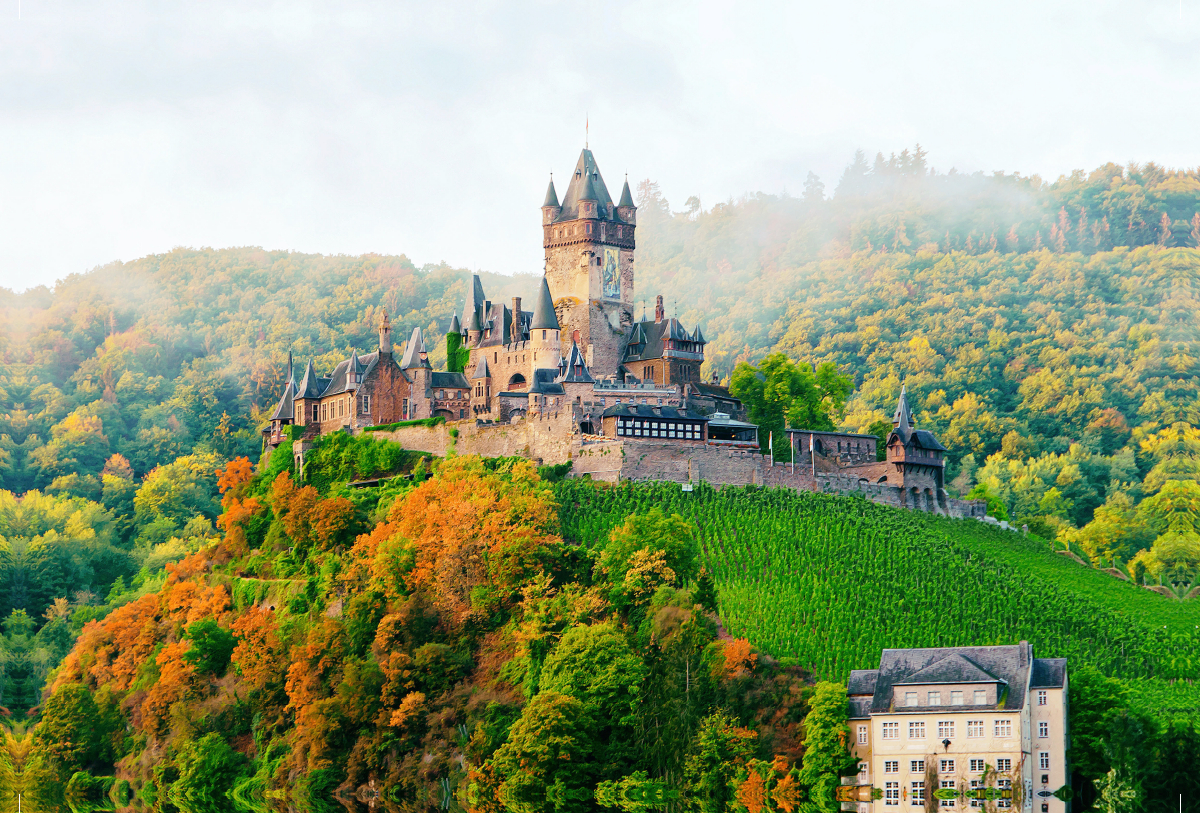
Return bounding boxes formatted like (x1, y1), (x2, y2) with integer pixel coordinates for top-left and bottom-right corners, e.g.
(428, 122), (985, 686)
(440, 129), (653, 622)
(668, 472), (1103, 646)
(893, 385), (914, 428)
(269, 379), (297, 421)
(448, 313), (461, 335)
(555, 149), (615, 222)
(463, 274), (486, 332)
(694, 327), (706, 344)
(471, 354), (491, 379)
(297, 360), (321, 399)
(530, 277), (560, 330)
(543, 177), (559, 207)
(618, 177), (635, 208)
(400, 326), (430, 369)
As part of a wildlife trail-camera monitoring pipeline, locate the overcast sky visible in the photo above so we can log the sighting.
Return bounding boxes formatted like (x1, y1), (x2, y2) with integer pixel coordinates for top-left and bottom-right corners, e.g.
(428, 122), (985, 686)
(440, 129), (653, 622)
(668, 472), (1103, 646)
(0, 0), (1196, 292)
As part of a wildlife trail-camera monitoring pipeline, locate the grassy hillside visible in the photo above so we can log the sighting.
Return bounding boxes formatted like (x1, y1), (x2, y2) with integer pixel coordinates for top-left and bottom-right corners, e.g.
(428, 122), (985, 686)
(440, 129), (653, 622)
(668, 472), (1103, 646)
(555, 479), (1200, 720)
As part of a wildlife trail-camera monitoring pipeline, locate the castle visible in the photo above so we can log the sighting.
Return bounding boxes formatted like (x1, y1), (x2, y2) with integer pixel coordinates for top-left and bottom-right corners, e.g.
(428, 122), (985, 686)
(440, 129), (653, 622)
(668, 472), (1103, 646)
(263, 147), (984, 519)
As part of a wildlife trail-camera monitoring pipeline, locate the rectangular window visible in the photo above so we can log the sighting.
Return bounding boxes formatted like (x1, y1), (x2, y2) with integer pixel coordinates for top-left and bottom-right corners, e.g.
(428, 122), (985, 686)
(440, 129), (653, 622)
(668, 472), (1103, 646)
(911, 782), (925, 806)
(1038, 690), (1047, 706)
(969, 779), (982, 808)
(858, 762), (869, 780)
(969, 760), (985, 773)
(967, 720), (984, 738)
(885, 783), (900, 806)
(1038, 721), (1049, 738)
(911, 760), (925, 774)
(908, 721), (926, 739)
(974, 689), (987, 705)
(938, 721), (956, 739)
(885, 761), (899, 774)
(951, 691), (964, 705)
(858, 726), (868, 745)
(994, 719), (1012, 738)
(940, 780), (957, 807)
(997, 779), (1012, 808)
(905, 692), (919, 707)
(996, 759), (1012, 773)
(882, 722), (900, 740)
(928, 691), (941, 706)
(1039, 752), (1050, 770)
(940, 760), (955, 774)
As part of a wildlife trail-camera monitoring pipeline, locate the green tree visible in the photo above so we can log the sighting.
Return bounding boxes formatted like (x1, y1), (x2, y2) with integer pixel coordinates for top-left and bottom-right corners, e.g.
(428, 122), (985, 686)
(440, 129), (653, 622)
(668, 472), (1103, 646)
(682, 710), (756, 813)
(730, 353), (851, 461)
(797, 682), (856, 813)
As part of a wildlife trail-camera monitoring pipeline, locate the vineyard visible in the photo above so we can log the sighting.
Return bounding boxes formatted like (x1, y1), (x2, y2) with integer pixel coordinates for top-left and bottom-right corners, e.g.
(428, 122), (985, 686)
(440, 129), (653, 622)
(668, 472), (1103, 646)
(554, 480), (1200, 719)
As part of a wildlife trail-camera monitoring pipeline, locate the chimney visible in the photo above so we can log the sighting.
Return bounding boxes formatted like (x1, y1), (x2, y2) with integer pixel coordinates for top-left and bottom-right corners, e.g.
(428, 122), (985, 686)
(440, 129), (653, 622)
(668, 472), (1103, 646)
(654, 295), (664, 324)
(379, 311), (393, 355)
(512, 297), (522, 342)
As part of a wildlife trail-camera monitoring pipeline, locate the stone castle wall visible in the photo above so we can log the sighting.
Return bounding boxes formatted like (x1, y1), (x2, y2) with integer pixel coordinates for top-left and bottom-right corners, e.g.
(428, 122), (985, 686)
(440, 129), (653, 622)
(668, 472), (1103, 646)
(366, 417), (986, 520)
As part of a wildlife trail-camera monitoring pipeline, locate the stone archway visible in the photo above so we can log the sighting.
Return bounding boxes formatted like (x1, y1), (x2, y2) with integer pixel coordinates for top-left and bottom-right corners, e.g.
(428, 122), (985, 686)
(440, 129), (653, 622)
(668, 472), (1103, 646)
(507, 373), (527, 391)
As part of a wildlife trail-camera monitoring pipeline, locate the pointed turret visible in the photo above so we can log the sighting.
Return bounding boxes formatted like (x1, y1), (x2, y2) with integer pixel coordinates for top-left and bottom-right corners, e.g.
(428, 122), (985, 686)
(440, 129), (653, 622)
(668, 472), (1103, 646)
(448, 313), (461, 335)
(618, 177), (635, 208)
(694, 327), (706, 345)
(297, 360), (321, 399)
(543, 177), (559, 208)
(530, 276), (560, 330)
(892, 384), (914, 429)
(348, 349), (361, 386)
(400, 326), (431, 370)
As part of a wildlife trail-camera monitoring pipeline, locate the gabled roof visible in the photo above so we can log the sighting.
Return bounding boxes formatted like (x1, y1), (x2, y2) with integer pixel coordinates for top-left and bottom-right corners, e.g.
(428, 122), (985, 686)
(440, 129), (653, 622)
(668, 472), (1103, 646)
(555, 149), (616, 222)
(618, 177), (635, 208)
(622, 318), (704, 363)
(543, 177), (559, 208)
(559, 341), (593, 383)
(867, 643), (1036, 713)
(895, 653), (1003, 686)
(400, 327), (431, 370)
(530, 277), (560, 330)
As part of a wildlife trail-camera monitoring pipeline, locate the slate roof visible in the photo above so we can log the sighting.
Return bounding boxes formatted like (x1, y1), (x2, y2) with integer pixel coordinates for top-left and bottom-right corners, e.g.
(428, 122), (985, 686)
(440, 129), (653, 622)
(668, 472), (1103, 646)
(893, 426), (948, 451)
(543, 177), (559, 208)
(559, 341), (594, 383)
(297, 360), (322, 399)
(896, 653), (1003, 686)
(893, 385), (914, 427)
(601, 404), (708, 421)
(868, 644), (1035, 713)
(849, 697), (874, 720)
(400, 327), (431, 370)
(618, 178), (635, 208)
(463, 274), (486, 332)
(471, 355), (490, 379)
(692, 382), (736, 399)
(530, 277), (560, 330)
(269, 379), (296, 421)
(847, 669), (879, 697)
(555, 149), (617, 222)
(448, 313), (461, 335)
(431, 372), (470, 389)
(622, 318), (704, 363)
(528, 368), (565, 395)
(1030, 658), (1068, 689)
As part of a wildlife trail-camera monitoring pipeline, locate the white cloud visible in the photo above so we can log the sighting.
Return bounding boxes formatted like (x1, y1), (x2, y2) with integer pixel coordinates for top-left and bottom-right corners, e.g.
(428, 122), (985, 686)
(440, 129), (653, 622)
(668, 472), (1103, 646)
(0, 0), (1196, 291)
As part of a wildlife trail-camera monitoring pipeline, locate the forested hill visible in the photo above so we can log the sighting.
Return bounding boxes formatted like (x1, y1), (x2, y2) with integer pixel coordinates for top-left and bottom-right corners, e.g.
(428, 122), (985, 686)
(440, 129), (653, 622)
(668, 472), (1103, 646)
(0, 151), (1197, 575)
